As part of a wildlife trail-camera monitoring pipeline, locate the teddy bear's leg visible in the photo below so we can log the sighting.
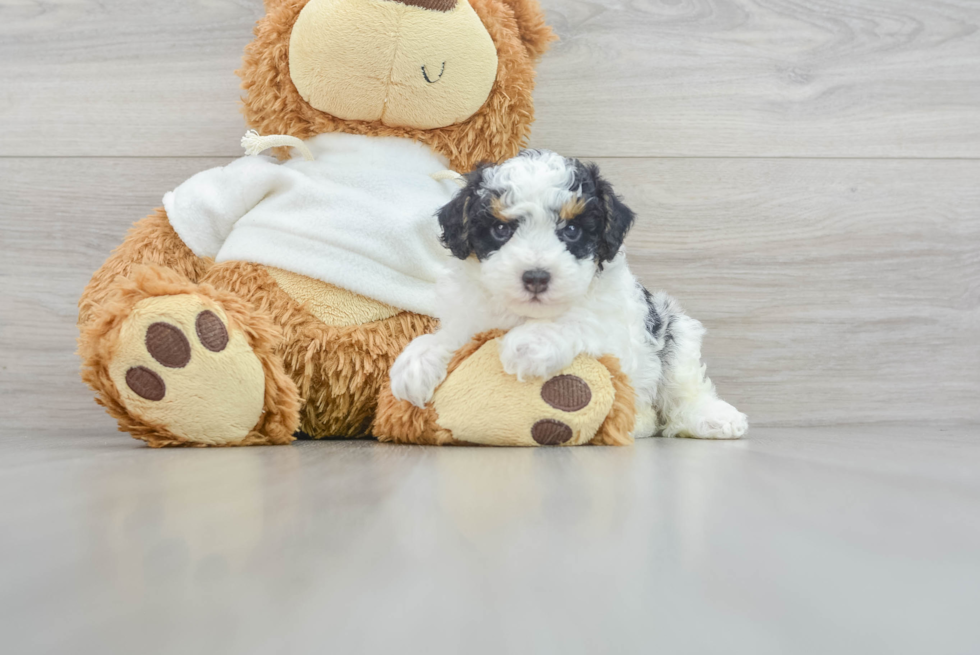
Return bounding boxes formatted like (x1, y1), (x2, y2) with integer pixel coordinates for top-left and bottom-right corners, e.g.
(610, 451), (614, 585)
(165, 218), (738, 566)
(78, 208), (213, 329)
(374, 332), (636, 447)
(198, 261), (437, 439)
(79, 264), (300, 447)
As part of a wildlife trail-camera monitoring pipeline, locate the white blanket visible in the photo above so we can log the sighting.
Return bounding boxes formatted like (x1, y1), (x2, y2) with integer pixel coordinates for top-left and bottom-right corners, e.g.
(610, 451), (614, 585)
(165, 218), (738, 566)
(163, 132), (459, 316)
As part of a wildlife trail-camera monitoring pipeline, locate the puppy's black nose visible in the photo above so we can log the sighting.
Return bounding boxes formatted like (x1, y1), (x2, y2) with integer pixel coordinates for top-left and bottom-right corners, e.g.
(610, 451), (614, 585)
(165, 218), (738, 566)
(522, 269), (551, 295)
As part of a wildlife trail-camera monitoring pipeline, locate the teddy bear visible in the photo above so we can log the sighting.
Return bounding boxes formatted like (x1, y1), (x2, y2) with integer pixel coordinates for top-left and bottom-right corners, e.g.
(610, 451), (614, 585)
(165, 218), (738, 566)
(77, 0), (636, 448)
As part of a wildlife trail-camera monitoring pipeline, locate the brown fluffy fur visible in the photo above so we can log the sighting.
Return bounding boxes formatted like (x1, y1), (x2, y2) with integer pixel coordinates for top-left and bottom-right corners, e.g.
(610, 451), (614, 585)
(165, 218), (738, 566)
(239, 0), (555, 172)
(200, 261), (437, 438)
(78, 208), (212, 328)
(78, 265), (300, 447)
(78, 0), (559, 447)
(373, 330), (506, 445)
(78, 219), (437, 444)
(499, 0), (557, 60)
(589, 355), (636, 446)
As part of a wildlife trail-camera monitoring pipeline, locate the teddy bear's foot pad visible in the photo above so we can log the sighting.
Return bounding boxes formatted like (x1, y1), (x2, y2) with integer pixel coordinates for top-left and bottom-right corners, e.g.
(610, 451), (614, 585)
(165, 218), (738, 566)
(527, 375), (594, 444)
(124, 311), (228, 399)
(108, 294), (266, 446)
(432, 339), (619, 447)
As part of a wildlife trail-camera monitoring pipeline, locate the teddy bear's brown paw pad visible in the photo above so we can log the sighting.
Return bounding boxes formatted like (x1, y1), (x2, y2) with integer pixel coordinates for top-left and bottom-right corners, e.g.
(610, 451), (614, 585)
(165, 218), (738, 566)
(540, 375), (592, 412)
(124, 311), (228, 400)
(430, 338), (619, 447)
(109, 295), (266, 446)
(531, 419), (573, 445)
(124, 366), (166, 401)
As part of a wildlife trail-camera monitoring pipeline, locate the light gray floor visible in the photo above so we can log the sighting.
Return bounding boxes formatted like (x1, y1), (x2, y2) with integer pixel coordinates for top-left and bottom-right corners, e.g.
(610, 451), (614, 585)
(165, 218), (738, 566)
(2, 426), (979, 654)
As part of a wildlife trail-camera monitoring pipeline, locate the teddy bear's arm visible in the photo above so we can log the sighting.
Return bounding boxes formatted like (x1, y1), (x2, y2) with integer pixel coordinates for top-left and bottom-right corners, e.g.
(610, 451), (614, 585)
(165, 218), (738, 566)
(163, 155), (297, 259)
(78, 156), (292, 329)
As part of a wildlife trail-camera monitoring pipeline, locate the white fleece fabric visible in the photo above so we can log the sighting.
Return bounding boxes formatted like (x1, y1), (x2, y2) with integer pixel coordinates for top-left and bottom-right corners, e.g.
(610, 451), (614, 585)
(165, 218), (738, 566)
(163, 132), (459, 316)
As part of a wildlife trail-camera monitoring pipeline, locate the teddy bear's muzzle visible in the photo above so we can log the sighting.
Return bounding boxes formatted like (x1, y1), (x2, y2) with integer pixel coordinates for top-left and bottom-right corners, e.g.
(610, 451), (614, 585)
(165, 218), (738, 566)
(288, 0), (498, 130)
(389, 0), (458, 11)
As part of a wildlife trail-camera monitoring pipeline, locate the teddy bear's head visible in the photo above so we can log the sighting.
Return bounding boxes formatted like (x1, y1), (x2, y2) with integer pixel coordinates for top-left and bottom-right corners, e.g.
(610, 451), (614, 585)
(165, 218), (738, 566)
(239, 0), (555, 171)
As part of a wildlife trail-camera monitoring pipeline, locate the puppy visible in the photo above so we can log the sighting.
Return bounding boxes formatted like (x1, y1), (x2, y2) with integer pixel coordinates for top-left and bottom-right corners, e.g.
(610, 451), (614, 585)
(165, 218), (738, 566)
(390, 150), (747, 439)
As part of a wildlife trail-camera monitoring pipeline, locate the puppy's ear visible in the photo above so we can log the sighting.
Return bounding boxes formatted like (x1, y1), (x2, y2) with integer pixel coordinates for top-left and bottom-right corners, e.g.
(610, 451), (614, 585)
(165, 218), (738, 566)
(587, 163), (636, 263)
(438, 165), (489, 260)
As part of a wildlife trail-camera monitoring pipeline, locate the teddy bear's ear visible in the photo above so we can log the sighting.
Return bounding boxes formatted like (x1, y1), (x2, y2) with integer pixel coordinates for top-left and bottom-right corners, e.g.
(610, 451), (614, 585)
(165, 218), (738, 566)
(499, 0), (558, 61)
(263, 0), (294, 13)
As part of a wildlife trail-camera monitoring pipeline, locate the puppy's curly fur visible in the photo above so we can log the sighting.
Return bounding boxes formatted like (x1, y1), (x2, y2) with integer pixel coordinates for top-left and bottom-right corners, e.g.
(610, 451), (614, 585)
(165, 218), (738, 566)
(391, 150), (749, 439)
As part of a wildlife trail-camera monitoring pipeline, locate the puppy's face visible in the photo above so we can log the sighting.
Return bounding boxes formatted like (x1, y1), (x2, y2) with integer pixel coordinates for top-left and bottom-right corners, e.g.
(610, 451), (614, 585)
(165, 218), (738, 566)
(439, 150), (635, 318)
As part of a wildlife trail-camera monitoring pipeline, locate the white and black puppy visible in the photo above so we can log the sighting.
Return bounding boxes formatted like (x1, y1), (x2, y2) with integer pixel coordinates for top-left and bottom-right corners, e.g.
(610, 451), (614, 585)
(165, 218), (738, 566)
(390, 150), (747, 439)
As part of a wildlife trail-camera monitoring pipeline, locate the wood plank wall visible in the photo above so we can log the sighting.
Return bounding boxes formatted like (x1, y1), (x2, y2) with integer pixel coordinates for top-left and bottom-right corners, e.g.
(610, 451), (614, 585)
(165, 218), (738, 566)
(1, 0), (978, 435)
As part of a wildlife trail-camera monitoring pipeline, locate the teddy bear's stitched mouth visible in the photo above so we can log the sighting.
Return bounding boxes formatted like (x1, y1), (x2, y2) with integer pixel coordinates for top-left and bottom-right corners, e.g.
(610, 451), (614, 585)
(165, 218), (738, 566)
(421, 62), (446, 84)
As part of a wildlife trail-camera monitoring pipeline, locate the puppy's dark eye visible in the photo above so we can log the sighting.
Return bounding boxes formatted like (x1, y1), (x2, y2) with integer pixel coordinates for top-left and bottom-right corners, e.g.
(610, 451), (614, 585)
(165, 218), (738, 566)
(559, 223), (582, 243)
(492, 222), (514, 242)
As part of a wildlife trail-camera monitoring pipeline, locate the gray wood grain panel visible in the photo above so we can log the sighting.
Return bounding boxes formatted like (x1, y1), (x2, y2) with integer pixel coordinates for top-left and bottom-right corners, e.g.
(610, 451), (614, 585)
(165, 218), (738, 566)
(1, 0), (978, 158)
(600, 156), (980, 425)
(2, 427), (979, 654)
(0, 157), (233, 439)
(532, 0), (980, 158)
(2, 156), (977, 433)
(0, 0), (262, 158)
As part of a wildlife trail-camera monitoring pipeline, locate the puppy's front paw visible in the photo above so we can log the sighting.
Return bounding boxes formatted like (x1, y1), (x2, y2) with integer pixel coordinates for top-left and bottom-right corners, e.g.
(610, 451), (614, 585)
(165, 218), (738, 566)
(499, 327), (574, 382)
(390, 335), (451, 408)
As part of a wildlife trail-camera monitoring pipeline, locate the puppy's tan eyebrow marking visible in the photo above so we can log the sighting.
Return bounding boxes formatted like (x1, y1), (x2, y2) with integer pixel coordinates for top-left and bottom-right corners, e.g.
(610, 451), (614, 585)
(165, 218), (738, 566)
(560, 196), (588, 221)
(491, 196), (515, 222)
